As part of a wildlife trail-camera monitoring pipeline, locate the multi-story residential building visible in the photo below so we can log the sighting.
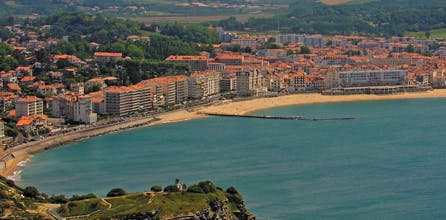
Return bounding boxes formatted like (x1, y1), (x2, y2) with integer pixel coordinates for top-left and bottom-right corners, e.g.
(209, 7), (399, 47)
(165, 55), (209, 71)
(326, 69), (408, 88)
(207, 62), (226, 71)
(52, 92), (97, 124)
(232, 38), (263, 48)
(105, 84), (151, 116)
(220, 73), (237, 92)
(267, 74), (285, 92)
(236, 69), (266, 96)
(15, 96), (43, 117)
(188, 71), (220, 99)
(275, 34), (300, 44)
(140, 75), (188, 106)
(215, 54), (244, 66)
(275, 34), (324, 48)
(70, 83), (84, 95)
(287, 72), (306, 93)
(303, 35), (325, 48)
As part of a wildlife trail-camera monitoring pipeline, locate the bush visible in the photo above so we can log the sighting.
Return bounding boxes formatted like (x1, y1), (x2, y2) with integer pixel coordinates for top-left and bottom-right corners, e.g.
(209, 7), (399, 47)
(70, 193), (97, 201)
(163, 185), (180, 193)
(186, 184), (204, 193)
(198, 181), (217, 193)
(5, 180), (15, 188)
(23, 186), (39, 198)
(106, 188), (126, 197)
(49, 195), (68, 204)
(150, 185), (162, 192)
(226, 186), (239, 194)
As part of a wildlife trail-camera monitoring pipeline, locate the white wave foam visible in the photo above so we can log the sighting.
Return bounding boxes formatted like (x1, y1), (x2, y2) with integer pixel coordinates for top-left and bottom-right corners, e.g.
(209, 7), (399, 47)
(7, 170), (22, 182)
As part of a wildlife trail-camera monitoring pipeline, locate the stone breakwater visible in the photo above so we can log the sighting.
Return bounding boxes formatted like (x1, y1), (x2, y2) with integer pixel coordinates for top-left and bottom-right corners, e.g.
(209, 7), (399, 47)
(0, 116), (159, 175)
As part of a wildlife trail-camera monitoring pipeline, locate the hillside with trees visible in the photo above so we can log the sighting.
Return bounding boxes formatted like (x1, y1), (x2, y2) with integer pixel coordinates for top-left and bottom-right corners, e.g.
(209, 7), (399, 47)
(215, 0), (446, 37)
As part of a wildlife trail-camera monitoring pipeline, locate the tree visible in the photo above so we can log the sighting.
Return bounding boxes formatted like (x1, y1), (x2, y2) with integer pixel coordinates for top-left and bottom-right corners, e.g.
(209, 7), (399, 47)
(150, 185), (162, 192)
(187, 185), (204, 193)
(425, 31), (431, 39)
(49, 195), (68, 204)
(407, 44), (415, 53)
(106, 188), (126, 197)
(300, 46), (311, 54)
(23, 186), (39, 198)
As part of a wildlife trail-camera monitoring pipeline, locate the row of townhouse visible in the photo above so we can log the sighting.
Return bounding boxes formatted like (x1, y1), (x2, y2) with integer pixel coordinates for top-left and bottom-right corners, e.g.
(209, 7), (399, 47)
(267, 72), (325, 93)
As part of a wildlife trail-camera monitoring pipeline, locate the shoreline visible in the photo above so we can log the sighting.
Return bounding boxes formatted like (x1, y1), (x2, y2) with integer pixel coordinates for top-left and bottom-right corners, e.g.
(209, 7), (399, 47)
(3, 89), (446, 178)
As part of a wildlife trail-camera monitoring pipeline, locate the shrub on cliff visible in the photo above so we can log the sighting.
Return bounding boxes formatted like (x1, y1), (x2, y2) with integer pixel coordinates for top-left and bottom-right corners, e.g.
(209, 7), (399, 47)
(107, 188), (127, 197)
(70, 193), (97, 201)
(186, 184), (204, 193)
(23, 186), (39, 198)
(186, 181), (217, 194)
(198, 181), (217, 193)
(150, 185), (162, 192)
(49, 195), (68, 204)
(225, 186), (243, 205)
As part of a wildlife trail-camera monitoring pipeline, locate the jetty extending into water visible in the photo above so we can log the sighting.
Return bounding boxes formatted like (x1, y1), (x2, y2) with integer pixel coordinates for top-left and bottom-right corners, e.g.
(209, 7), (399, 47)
(201, 113), (356, 121)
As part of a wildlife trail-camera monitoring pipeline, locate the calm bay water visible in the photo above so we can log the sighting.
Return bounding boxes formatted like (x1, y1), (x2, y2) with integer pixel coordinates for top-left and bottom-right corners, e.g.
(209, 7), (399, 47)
(18, 99), (446, 219)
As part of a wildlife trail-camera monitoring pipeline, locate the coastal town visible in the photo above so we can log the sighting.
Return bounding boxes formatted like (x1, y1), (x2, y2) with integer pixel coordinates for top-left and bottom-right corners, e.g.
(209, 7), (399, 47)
(0, 17), (446, 153)
(2, 0), (446, 218)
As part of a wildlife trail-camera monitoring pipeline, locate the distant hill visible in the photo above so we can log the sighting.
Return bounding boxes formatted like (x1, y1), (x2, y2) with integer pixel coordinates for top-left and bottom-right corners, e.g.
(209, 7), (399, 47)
(215, 0), (446, 36)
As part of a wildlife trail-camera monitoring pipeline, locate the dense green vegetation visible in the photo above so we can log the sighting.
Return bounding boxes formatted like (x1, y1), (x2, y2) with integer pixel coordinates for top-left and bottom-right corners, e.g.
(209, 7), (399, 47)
(215, 0), (446, 37)
(23, 13), (217, 84)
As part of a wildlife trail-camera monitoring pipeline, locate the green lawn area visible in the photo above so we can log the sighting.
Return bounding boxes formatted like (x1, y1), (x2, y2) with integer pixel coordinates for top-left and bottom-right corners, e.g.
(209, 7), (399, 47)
(58, 198), (108, 217)
(406, 28), (446, 40)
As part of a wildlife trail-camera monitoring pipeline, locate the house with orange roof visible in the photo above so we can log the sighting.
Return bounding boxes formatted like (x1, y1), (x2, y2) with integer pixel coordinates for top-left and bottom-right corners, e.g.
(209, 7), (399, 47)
(6, 83), (21, 94)
(15, 66), (32, 76)
(37, 84), (65, 95)
(20, 76), (36, 85)
(127, 35), (150, 42)
(94, 52), (122, 62)
(1, 71), (18, 83)
(16, 114), (48, 134)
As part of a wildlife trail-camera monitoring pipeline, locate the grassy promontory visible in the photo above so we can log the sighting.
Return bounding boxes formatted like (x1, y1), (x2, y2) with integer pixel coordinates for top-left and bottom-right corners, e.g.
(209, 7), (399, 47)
(0, 177), (255, 220)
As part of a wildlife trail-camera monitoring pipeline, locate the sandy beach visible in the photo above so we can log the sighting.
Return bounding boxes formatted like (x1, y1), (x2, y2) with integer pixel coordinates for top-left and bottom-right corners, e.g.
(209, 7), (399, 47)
(201, 89), (446, 115)
(2, 89), (446, 177)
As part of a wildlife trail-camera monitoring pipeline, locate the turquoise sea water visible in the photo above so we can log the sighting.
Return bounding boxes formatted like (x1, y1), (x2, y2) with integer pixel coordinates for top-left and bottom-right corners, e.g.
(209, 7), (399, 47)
(18, 98), (446, 219)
